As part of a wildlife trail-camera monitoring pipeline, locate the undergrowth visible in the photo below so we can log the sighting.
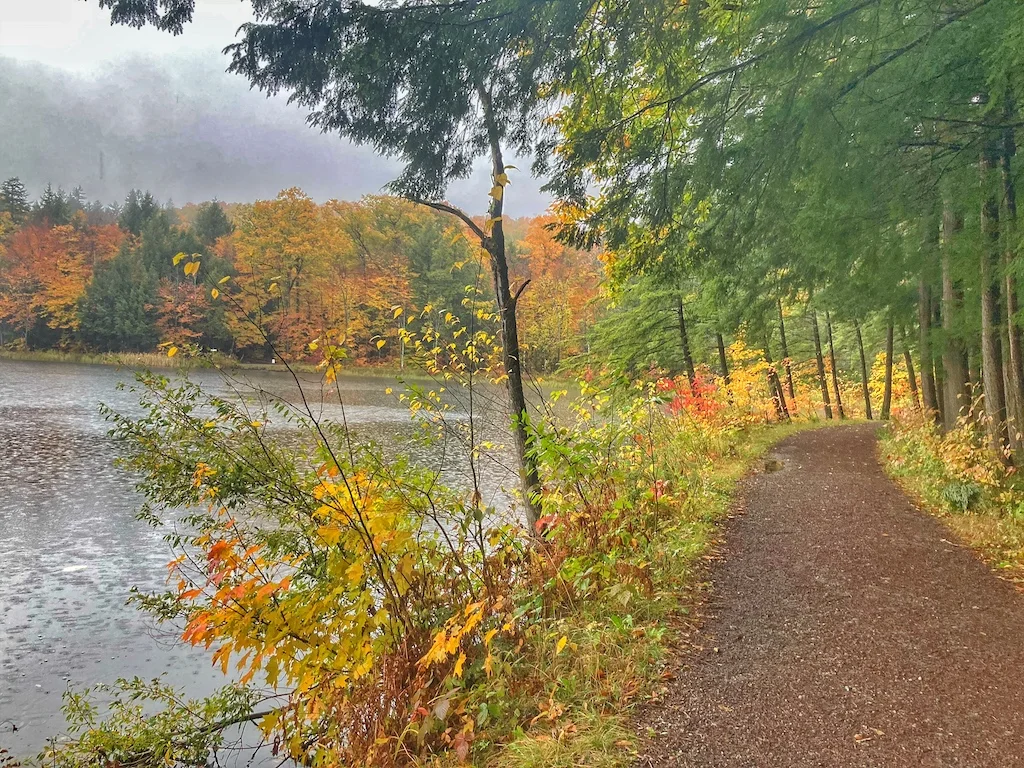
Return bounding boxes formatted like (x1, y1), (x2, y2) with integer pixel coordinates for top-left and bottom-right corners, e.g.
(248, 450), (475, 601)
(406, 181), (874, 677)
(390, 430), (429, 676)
(881, 408), (1024, 585)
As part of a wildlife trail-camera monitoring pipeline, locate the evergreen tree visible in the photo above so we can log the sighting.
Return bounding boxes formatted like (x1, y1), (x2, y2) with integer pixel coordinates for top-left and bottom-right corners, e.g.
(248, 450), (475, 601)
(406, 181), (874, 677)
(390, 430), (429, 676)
(0, 177), (30, 223)
(35, 184), (72, 226)
(118, 189), (160, 236)
(78, 247), (158, 351)
(191, 201), (234, 247)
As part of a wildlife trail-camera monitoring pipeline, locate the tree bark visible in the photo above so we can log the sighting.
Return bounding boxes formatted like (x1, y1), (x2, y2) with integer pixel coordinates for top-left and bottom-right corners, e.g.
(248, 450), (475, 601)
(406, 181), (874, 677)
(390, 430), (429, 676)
(1002, 117), (1024, 456)
(901, 327), (921, 411)
(716, 332), (730, 385)
(810, 309), (833, 419)
(981, 144), (1010, 459)
(677, 295), (696, 385)
(825, 310), (845, 419)
(932, 296), (946, 424)
(941, 199), (969, 429)
(778, 300), (796, 400)
(881, 322), (894, 420)
(854, 320), (873, 420)
(764, 344), (790, 422)
(918, 273), (939, 420)
(478, 86), (541, 531)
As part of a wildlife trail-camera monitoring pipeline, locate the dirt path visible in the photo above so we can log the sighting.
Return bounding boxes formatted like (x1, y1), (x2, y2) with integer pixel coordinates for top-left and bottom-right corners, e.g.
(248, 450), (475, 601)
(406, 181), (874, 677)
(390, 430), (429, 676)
(638, 424), (1024, 767)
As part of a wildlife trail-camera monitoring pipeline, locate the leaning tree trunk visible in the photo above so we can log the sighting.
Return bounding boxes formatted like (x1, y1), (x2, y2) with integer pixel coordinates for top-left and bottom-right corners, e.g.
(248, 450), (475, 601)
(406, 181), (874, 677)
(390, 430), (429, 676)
(881, 322), (894, 420)
(901, 328), (921, 411)
(1002, 116), (1024, 457)
(778, 300), (796, 400)
(478, 87), (542, 531)
(764, 344), (790, 422)
(981, 143), (1010, 459)
(716, 332), (730, 385)
(810, 309), (833, 419)
(918, 273), (939, 420)
(941, 199), (970, 430)
(825, 310), (845, 419)
(677, 295), (697, 385)
(854, 320), (873, 420)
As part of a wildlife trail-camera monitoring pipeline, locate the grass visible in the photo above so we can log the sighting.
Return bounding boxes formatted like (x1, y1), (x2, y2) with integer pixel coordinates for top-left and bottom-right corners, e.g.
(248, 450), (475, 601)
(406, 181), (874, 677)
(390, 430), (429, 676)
(880, 419), (1024, 586)
(485, 417), (824, 768)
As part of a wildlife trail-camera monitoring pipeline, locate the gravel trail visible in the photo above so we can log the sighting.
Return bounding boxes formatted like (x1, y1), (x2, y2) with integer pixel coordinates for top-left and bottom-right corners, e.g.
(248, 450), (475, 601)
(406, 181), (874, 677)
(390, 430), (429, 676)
(638, 424), (1024, 767)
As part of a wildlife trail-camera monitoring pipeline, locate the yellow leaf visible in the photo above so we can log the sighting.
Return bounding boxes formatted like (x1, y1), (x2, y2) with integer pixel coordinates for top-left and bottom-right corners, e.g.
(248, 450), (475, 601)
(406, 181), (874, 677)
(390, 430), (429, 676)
(167, 346), (179, 358)
(218, 275), (231, 284)
(484, 628), (498, 646)
(172, 252), (186, 266)
(345, 561), (364, 583)
(453, 651), (467, 678)
(211, 288), (220, 299)
(556, 635), (568, 655)
(269, 282), (278, 293)
(392, 306), (403, 318)
(495, 172), (509, 186)
(376, 339), (386, 350)
(489, 185), (503, 201)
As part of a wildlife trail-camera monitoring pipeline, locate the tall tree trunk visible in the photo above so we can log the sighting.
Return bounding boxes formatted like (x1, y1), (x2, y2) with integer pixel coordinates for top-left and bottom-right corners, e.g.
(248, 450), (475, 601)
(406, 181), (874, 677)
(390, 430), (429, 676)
(941, 199), (969, 429)
(677, 295), (696, 385)
(716, 332), (730, 385)
(477, 87), (541, 531)
(764, 344), (790, 422)
(981, 144), (1010, 459)
(881, 322), (894, 420)
(778, 299), (796, 399)
(811, 309), (833, 419)
(918, 274), (939, 420)
(933, 297), (946, 424)
(825, 310), (846, 419)
(1002, 116), (1024, 456)
(854, 320), (873, 420)
(901, 327), (921, 411)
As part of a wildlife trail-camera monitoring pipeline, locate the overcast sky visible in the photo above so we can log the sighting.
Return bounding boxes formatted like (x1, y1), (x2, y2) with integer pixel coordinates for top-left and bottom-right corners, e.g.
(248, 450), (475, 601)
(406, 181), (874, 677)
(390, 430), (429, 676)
(0, 0), (551, 215)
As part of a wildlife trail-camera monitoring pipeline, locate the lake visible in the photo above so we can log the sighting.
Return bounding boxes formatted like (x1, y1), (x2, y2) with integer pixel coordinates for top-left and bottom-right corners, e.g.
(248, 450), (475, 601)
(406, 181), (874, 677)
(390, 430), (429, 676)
(0, 359), (519, 757)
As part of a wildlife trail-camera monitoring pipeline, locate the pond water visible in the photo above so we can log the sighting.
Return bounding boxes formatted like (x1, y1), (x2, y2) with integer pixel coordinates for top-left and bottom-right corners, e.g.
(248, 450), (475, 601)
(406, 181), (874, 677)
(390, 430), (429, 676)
(0, 360), (520, 757)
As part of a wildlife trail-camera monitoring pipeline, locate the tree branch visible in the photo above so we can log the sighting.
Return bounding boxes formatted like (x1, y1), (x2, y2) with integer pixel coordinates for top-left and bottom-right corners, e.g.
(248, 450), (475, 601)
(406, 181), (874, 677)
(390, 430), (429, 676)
(407, 197), (489, 245)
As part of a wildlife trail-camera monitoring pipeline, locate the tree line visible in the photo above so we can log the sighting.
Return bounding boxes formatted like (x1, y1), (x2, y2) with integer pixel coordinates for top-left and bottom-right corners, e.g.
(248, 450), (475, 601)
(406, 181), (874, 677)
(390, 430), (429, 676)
(0, 180), (601, 371)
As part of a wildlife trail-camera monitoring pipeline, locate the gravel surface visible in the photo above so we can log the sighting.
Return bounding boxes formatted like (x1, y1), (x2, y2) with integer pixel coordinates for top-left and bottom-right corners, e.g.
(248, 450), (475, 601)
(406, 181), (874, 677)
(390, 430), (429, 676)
(637, 424), (1024, 767)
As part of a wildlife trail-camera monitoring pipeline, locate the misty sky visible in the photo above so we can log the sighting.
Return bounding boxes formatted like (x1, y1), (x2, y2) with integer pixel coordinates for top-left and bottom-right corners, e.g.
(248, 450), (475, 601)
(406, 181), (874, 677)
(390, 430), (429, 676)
(0, 0), (552, 215)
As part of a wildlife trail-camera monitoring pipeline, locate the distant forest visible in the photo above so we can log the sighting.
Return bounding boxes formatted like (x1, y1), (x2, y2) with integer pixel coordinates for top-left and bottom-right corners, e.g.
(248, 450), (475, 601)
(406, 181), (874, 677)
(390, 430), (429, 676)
(0, 180), (602, 371)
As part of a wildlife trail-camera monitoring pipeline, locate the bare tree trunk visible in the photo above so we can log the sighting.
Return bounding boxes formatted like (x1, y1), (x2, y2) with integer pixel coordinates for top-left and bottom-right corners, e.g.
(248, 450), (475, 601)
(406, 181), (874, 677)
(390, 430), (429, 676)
(1002, 116), (1024, 456)
(716, 332), (730, 384)
(478, 87), (541, 531)
(677, 295), (696, 385)
(942, 199), (969, 429)
(764, 344), (790, 422)
(919, 274), (939, 419)
(881, 322), (894, 420)
(778, 299), (796, 399)
(854, 320), (873, 420)
(811, 309), (833, 419)
(981, 144), (1010, 459)
(933, 297), (946, 424)
(901, 327), (921, 411)
(825, 310), (845, 419)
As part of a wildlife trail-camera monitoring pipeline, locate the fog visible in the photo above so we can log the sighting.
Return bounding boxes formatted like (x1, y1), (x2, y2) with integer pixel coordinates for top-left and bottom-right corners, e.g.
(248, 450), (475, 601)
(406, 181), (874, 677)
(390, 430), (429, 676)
(0, 55), (551, 215)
